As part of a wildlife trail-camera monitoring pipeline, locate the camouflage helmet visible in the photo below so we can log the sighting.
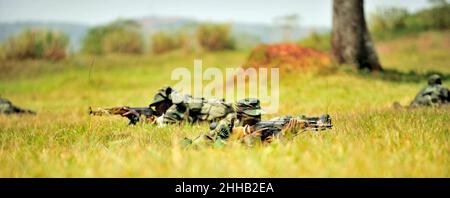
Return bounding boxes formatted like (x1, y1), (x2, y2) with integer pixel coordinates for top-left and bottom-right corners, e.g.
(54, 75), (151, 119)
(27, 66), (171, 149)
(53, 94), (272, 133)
(235, 98), (264, 116)
(149, 86), (173, 107)
(428, 74), (442, 86)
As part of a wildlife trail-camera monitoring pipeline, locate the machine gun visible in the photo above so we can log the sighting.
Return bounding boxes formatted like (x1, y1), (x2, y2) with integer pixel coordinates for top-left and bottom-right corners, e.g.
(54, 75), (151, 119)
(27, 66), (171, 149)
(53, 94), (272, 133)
(88, 106), (157, 125)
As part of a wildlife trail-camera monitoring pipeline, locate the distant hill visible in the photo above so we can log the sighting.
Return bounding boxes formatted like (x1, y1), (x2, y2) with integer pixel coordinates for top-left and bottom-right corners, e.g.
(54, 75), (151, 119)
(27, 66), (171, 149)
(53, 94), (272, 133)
(136, 16), (329, 45)
(0, 17), (329, 51)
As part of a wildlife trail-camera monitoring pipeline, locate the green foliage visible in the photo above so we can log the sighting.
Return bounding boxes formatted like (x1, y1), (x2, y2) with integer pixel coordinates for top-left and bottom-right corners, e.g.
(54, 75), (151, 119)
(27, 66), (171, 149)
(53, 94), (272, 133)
(81, 19), (144, 55)
(196, 23), (235, 51)
(298, 31), (331, 52)
(150, 30), (189, 54)
(370, 7), (409, 34)
(103, 29), (144, 54)
(369, 1), (450, 40)
(1, 29), (69, 61)
(81, 27), (108, 55)
(405, 0), (450, 30)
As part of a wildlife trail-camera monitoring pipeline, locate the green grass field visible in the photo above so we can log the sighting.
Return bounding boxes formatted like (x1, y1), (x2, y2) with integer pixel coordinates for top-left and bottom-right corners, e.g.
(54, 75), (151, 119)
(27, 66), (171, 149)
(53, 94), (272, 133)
(0, 30), (449, 177)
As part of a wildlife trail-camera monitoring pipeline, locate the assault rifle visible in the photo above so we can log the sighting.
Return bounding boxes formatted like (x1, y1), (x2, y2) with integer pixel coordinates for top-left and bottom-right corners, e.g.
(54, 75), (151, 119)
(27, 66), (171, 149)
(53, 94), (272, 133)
(88, 106), (157, 125)
(233, 114), (333, 142)
(0, 97), (35, 115)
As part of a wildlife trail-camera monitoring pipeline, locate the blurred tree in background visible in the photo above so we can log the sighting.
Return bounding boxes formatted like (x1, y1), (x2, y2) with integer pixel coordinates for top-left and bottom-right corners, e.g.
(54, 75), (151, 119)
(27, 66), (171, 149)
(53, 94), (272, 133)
(81, 26), (107, 55)
(196, 23), (235, 51)
(424, 0), (450, 29)
(370, 7), (409, 34)
(82, 20), (237, 54)
(150, 30), (189, 54)
(298, 31), (331, 52)
(103, 29), (143, 54)
(1, 29), (69, 61)
(82, 19), (144, 54)
(370, 0), (449, 39)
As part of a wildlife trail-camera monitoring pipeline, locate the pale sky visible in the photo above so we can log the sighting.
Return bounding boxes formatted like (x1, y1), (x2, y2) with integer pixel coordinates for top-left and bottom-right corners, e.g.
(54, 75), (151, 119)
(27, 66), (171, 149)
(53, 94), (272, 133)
(0, 0), (433, 27)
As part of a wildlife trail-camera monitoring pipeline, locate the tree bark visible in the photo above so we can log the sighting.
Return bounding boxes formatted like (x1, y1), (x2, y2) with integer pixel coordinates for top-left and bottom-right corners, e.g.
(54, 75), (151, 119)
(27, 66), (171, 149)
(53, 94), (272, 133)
(332, 0), (382, 71)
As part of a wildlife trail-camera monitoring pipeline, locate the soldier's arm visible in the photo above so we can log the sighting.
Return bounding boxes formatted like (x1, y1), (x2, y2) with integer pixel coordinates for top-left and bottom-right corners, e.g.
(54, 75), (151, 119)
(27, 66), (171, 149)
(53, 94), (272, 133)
(162, 104), (187, 124)
(410, 87), (427, 106)
(208, 113), (237, 140)
(185, 115), (235, 147)
(442, 87), (450, 102)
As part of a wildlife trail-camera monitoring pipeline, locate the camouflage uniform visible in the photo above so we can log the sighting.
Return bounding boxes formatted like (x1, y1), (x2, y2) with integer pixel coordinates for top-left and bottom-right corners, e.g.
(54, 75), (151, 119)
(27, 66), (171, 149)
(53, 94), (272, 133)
(185, 98), (263, 146)
(149, 86), (234, 125)
(184, 98), (332, 147)
(410, 74), (450, 107)
(0, 97), (35, 115)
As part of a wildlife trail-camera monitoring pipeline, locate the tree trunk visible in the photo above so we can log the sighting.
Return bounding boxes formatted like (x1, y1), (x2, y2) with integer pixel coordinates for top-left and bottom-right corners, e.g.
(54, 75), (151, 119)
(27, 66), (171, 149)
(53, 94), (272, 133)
(332, 0), (382, 71)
